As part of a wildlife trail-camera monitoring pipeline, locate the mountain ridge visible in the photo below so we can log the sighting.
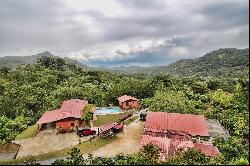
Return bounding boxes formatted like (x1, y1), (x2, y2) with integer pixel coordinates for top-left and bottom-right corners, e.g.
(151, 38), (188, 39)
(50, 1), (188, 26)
(107, 48), (249, 77)
(0, 51), (89, 69)
(0, 48), (248, 77)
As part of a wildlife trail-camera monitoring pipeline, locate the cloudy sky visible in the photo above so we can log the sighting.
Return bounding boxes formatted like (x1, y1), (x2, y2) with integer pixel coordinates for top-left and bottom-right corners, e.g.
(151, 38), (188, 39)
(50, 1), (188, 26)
(0, 0), (249, 67)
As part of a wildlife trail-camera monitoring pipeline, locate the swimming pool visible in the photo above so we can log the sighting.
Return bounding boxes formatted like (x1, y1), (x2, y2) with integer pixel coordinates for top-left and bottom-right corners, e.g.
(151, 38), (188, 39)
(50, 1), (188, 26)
(95, 107), (122, 115)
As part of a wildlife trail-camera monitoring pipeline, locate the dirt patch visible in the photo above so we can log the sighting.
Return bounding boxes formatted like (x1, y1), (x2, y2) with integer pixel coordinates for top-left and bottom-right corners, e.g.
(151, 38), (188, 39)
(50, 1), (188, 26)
(0, 143), (20, 161)
(92, 119), (144, 157)
(0, 143), (20, 154)
(12, 130), (80, 158)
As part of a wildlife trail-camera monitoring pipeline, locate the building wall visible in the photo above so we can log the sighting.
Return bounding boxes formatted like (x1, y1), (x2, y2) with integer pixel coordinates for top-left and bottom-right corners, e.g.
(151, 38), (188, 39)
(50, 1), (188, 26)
(119, 100), (139, 109)
(55, 118), (85, 129)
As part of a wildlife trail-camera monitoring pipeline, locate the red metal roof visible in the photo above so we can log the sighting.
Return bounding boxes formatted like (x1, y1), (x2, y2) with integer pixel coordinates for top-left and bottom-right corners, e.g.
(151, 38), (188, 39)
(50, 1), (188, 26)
(99, 123), (117, 133)
(117, 95), (138, 102)
(113, 124), (123, 130)
(140, 135), (194, 157)
(36, 99), (89, 124)
(194, 143), (220, 157)
(144, 112), (209, 137)
(99, 122), (123, 133)
(140, 135), (219, 159)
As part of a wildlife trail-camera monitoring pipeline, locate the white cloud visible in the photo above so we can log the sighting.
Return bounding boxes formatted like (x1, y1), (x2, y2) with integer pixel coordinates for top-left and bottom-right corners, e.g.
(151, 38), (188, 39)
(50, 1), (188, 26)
(170, 47), (189, 57)
(61, 0), (124, 17)
(71, 15), (103, 36)
(68, 38), (171, 62)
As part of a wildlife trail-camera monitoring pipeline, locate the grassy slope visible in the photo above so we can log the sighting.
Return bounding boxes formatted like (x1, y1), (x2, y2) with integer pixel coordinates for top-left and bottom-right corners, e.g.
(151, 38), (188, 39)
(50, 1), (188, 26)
(15, 125), (38, 140)
(123, 116), (139, 126)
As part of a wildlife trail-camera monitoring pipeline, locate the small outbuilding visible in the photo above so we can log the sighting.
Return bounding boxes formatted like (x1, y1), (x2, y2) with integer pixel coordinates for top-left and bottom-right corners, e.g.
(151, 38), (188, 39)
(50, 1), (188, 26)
(117, 95), (139, 109)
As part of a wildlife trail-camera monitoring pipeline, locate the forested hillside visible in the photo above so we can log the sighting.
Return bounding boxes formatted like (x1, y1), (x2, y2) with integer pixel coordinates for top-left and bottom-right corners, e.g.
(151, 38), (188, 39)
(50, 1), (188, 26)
(158, 48), (249, 77)
(0, 55), (249, 164)
(110, 48), (249, 78)
(0, 51), (89, 69)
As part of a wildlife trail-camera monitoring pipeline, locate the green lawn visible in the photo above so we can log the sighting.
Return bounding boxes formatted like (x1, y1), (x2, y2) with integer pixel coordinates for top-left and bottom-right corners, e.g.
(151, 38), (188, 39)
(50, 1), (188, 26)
(0, 136), (117, 165)
(93, 110), (134, 127)
(15, 125), (38, 140)
(123, 115), (139, 126)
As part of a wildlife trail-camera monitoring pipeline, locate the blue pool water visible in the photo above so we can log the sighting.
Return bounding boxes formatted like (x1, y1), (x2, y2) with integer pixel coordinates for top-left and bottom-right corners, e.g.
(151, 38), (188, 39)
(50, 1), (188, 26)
(95, 107), (122, 115)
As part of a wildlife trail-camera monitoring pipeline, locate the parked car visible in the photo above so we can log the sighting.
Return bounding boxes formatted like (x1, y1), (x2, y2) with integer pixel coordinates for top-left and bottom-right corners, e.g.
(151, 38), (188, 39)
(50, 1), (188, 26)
(76, 126), (96, 137)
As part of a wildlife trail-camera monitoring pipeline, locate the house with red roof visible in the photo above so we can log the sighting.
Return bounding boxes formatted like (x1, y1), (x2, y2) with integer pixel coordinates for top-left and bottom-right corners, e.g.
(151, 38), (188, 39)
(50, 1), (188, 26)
(117, 95), (139, 109)
(36, 99), (95, 131)
(140, 112), (220, 160)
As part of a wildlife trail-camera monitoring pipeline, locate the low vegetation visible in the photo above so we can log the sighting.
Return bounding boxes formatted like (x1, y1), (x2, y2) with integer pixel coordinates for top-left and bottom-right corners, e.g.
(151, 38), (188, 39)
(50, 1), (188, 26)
(51, 144), (160, 165)
(49, 144), (226, 165)
(82, 104), (95, 122)
(15, 124), (38, 140)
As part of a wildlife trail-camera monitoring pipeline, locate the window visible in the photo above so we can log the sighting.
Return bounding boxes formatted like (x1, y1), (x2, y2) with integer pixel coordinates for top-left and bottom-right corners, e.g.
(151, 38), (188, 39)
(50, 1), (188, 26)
(71, 123), (74, 127)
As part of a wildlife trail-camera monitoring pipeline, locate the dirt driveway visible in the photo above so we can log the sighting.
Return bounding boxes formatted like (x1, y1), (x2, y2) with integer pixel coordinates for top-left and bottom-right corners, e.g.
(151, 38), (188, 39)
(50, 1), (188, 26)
(37, 118), (144, 165)
(12, 129), (80, 158)
(13, 117), (144, 163)
(92, 119), (144, 157)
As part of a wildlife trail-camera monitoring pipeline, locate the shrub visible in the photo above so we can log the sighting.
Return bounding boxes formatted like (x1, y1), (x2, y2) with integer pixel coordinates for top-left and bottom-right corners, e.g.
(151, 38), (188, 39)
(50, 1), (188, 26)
(82, 104), (95, 123)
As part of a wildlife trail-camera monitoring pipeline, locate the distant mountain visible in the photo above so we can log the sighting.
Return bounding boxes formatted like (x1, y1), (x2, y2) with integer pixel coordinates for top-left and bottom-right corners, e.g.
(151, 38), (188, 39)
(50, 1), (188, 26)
(165, 48), (249, 77)
(109, 48), (249, 77)
(1, 48), (248, 77)
(111, 66), (156, 74)
(0, 51), (89, 69)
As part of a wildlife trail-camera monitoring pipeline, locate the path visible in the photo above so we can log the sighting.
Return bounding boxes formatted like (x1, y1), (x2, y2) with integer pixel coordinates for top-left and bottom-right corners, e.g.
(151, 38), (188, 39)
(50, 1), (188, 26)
(92, 119), (144, 157)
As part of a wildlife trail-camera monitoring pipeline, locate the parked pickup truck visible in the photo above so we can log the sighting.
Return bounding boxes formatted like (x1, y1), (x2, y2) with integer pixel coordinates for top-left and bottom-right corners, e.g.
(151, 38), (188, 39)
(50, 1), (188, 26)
(76, 127), (96, 137)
